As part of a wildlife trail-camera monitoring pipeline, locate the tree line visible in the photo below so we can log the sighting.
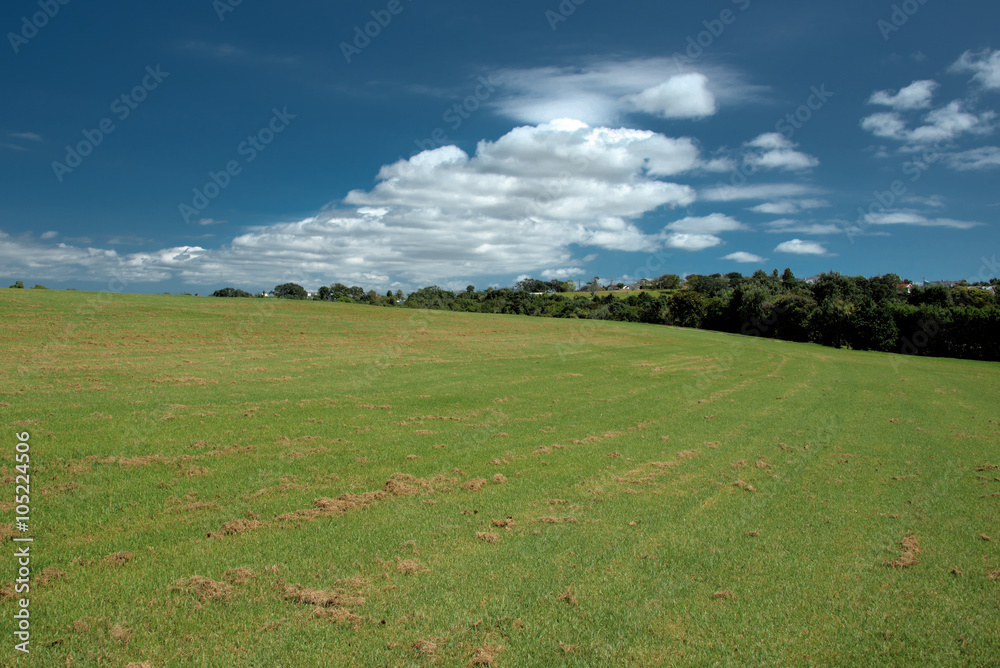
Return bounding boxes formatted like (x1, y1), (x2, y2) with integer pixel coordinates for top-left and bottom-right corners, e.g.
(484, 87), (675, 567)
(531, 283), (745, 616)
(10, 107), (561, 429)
(211, 270), (1000, 362)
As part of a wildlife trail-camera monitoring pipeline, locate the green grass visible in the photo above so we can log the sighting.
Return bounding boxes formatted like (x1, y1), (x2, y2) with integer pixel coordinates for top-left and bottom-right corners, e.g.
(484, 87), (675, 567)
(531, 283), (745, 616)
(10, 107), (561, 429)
(1, 288), (998, 666)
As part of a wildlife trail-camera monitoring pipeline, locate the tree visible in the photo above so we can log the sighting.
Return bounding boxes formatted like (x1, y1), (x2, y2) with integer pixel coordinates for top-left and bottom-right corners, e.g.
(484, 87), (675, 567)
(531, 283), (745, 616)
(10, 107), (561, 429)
(586, 277), (601, 295)
(31, 284), (48, 289)
(685, 274), (729, 297)
(667, 291), (707, 328)
(850, 298), (899, 352)
(211, 287), (253, 298)
(317, 286), (332, 301)
(273, 283), (307, 300)
(9, 281), (24, 289)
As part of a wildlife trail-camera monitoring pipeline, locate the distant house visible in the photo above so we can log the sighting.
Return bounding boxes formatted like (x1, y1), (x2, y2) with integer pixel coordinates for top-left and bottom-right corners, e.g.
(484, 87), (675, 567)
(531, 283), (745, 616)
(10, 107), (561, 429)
(896, 283), (914, 295)
(804, 275), (822, 285)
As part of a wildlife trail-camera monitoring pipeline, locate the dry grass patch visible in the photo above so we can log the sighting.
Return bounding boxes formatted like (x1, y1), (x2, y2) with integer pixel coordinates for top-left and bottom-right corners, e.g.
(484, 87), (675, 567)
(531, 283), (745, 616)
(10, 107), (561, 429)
(476, 531), (500, 543)
(313, 606), (364, 624)
(222, 519), (261, 535)
(224, 567), (256, 585)
(461, 478), (488, 492)
(492, 473), (507, 484)
(414, 639), (438, 656)
(469, 645), (504, 665)
(171, 576), (234, 602)
(713, 590), (735, 600)
(557, 587), (578, 606)
(282, 583), (365, 607)
(397, 559), (427, 575)
(732, 480), (757, 493)
(104, 552), (133, 566)
(886, 532), (921, 568)
(110, 623), (131, 643)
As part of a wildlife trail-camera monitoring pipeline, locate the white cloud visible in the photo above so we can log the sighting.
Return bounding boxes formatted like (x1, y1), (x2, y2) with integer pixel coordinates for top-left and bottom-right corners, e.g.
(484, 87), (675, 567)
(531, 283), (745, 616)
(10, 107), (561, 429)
(774, 239), (829, 255)
(868, 80), (938, 110)
(722, 252), (766, 263)
(744, 133), (819, 171)
(2, 120), (724, 288)
(197, 218), (226, 226)
(862, 212), (982, 229)
(540, 267), (583, 280)
(700, 183), (821, 202)
(946, 146), (1000, 170)
(623, 73), (716, 119)
(749, 199), (829, 215)
(665, 213), (747, 235)
(950, 48), (1000, 90)
(492, 59), (765, 125)
(861, 112), (908, 140)
(762, 220), (844, 235)
(861, 101), (995, 145)
(661, 233), (722, 251)
(40, 231), (59, 239)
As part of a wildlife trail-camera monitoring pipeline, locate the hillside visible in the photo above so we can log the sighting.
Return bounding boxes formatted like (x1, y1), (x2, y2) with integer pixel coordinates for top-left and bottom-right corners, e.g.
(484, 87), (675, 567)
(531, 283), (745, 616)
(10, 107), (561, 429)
(2, 289), (998, 666)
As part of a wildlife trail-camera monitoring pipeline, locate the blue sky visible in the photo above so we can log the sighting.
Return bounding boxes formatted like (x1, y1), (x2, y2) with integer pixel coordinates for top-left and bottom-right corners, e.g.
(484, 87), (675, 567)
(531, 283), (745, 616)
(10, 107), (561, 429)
(2, 0), (999, 294)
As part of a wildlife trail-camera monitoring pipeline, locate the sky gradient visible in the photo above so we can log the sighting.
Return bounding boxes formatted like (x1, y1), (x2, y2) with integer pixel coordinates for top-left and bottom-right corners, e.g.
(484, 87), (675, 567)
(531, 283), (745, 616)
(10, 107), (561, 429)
(2, 0), (999, 294)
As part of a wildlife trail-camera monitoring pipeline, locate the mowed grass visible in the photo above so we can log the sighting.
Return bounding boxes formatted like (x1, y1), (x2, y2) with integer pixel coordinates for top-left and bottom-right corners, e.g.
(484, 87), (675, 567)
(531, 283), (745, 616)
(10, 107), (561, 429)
(1, 288), (999, 667)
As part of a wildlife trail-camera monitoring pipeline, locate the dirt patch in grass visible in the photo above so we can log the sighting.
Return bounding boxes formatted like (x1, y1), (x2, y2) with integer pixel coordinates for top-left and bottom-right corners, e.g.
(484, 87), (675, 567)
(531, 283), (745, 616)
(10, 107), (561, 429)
(492, 519), (516, 528)
(397, 559), (427, 575)
(314, 606), (364, 624)
(282, 583), (365, 608)
(461, 478), (488, 492)
(540, 516), (577, 524)
(383, 473), (431, 496)
(104, 552), (134, 566)
(110, 623), (131, 643)
(732, 480), (757, 493)
(171, 576), (234, 602)
(677, 450), (698, 459)
(492, 473), (507, 484)
(557, 587), (578, 605)
(34, 568), (65, 587)
(224, 567), (256, 585)
(977, 464), (999, 471)
(469, 645), (503, 666)
(414, 639), (438, 656)
(989, 570), (1000, 581)
(713, 590), (735, 600)
(476, 532), (500, 543)
(222, 519), (262, 535)
(886, 532), (921, 568)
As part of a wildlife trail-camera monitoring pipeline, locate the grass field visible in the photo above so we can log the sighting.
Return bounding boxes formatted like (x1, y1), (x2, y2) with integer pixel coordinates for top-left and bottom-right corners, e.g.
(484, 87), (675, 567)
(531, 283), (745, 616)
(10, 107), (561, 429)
(1, 288), (999, 666)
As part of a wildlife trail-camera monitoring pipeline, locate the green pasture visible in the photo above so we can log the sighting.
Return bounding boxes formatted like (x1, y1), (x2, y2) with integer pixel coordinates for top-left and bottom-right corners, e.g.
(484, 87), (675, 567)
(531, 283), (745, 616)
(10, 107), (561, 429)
(1, 288), (998, 666)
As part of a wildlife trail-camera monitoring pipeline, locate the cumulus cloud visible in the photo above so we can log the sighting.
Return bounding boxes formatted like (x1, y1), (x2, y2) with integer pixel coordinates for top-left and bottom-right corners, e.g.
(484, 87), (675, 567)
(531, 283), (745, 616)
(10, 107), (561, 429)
(661, 233), (723, 251)
(743, 133), (819, 171)
(664, 213), (747, 235)
(861, 100), (995, 145)
(722, 252), (766, 263)
(868, 80), (938, 110)
(774, 239), (829, 255)
(623, 73), (716, 119)
(949, 48), (1000, 90)
(3, 120), (738, 288)
(40, 231), (59, 240)
(492, 59), (764, 125)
